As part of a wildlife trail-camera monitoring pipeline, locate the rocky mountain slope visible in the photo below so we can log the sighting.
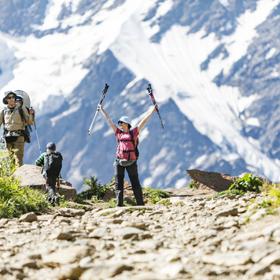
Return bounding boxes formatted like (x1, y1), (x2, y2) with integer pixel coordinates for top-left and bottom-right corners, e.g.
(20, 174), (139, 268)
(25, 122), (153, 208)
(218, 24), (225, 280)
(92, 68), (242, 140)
(1, 189), (280, 280)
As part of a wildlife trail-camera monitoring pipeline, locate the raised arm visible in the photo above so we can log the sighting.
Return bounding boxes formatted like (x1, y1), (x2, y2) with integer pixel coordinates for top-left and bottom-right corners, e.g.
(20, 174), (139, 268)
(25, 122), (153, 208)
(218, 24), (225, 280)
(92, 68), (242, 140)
(137, 106), (157, 133)
(100, 105), (117, 133)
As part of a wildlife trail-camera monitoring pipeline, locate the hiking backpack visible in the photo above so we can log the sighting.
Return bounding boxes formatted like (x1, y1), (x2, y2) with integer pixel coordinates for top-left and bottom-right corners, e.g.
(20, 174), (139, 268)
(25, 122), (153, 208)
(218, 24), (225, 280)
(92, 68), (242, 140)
(15, 90), (34, 143)
(44, 152), (63, 178)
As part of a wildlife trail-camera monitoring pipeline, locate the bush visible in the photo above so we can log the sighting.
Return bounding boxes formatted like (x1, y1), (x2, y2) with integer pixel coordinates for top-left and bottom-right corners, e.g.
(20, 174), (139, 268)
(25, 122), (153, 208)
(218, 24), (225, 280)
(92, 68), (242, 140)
(0, 150), (16, 177)
(77, 176), (112, 201)
(220, 173), (262, 196)
(0, 177), (49, 218)
(0, 151), (49, 218)
(143, 187), (170, 204)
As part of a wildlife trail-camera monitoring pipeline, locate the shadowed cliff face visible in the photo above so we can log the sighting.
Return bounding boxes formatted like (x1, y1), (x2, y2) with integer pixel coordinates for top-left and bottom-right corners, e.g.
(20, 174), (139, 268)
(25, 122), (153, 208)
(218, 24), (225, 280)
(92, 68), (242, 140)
(0, 0), (279, 189)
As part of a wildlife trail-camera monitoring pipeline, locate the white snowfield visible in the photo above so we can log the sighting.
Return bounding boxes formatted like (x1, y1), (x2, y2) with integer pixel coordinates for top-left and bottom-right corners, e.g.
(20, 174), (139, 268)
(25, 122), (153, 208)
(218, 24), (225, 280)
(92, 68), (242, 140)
(0, 0), (279, 183)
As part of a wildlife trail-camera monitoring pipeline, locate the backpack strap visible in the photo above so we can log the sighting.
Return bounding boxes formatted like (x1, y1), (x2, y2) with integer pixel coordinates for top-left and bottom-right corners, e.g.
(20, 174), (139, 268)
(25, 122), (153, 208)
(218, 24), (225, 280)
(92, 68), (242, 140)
(129, 130), (135, 146)
(129, 130), (138, 160)
(18, 107), (27, 123)
(2, 108), (10, 124)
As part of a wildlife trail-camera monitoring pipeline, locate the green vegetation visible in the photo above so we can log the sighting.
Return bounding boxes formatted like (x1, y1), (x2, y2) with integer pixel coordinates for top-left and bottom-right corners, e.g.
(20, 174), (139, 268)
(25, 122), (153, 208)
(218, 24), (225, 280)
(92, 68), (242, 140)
(0, 151), (49, 218)
(77, 177), (171, 207)
(106, 198), (117, 208)
(77, 176), (112, 202)
(256, 183), (280, 214)
(0, 150), (16, 177)
(219, 173), (262, 197)
(143, 187), (170, 204)
(188, 180), (200, 189)
(0, 177), (49, 218)
(156, 198), (172, 206)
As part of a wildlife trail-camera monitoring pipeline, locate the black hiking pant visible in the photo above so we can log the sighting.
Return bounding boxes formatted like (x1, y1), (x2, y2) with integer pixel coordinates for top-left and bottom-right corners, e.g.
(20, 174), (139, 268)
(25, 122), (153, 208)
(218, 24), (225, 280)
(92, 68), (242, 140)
(115, 161), (144, 207)
(46, 176), (59, 205)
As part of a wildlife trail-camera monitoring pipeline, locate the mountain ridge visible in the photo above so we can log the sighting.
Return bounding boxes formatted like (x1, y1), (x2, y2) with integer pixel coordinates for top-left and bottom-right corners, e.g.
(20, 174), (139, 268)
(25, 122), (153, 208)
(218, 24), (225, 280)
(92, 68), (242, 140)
(0, 0), (279, 189)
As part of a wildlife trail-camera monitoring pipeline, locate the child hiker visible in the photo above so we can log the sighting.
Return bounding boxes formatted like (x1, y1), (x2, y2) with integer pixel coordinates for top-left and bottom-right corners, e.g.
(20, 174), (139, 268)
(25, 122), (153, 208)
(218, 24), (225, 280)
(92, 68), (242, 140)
(36, 142), (63, 205)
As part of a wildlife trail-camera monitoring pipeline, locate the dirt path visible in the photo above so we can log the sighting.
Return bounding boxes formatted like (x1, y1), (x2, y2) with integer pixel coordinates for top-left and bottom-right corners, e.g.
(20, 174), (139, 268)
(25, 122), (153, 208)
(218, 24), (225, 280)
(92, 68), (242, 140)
(0, 190), (280, 280)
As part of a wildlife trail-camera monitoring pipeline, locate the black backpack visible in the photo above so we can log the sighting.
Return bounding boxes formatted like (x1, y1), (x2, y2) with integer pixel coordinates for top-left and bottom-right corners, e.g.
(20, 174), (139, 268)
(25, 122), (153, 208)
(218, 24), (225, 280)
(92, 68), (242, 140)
(129, 130), (139, 159)
(44, 152), (63, 178)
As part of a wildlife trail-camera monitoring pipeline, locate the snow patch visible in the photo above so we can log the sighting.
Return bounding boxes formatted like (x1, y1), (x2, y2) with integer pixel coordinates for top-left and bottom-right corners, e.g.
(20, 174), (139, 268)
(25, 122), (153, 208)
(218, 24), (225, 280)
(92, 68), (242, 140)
(238, 94), (260, 112)
(218, 0), (230, 8)
(156, 0), (174, 18)
(39, 0), (69, 30)
(209, 0), (279, 77)
(265, 48), (277, 60)
(245, 117), (260, 127)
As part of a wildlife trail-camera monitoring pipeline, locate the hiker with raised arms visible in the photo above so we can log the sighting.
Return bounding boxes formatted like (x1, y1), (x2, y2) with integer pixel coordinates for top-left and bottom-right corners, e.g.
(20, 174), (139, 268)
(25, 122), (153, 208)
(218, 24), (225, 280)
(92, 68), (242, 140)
(99, 104), (157, 206)
(0, 91), (34, 166)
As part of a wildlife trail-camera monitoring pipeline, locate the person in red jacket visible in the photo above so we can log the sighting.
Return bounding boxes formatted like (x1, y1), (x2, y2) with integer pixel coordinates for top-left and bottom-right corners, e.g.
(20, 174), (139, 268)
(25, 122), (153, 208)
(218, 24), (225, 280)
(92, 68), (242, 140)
(100, 105), (156, 206)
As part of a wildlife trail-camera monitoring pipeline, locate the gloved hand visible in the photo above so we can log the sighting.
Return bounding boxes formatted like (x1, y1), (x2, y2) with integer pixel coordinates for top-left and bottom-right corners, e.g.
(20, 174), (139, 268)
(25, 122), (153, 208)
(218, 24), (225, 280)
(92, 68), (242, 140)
(29, 107), (35, 115)
(97, 104), (103, 111)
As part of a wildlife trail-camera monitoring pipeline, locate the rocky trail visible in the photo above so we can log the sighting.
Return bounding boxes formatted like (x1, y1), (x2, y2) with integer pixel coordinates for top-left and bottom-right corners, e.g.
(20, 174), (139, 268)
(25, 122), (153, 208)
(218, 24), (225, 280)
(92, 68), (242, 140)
(0, 189), (280, 280)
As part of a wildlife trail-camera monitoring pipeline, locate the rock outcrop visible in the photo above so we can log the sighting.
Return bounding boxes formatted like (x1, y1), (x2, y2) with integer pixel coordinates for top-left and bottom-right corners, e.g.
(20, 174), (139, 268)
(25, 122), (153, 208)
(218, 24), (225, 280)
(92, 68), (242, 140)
(187, 169), (235, 192)
(13, 164), (77, 200)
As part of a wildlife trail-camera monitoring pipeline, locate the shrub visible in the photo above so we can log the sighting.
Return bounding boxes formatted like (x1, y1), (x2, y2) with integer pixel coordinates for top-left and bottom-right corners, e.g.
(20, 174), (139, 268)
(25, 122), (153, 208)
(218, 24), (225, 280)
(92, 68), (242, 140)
(0, 177), (48, 218)
(0, 152), (49, 218)
(0, 150), (16, 177)
(143, 187), (170, 204)
(78, 176), (112, 201)
(220, 173), (262, 196)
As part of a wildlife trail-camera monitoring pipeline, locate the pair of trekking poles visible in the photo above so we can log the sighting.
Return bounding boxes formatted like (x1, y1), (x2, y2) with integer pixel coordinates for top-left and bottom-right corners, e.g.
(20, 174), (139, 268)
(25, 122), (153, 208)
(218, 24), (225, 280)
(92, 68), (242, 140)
(88, 83), (164, 135)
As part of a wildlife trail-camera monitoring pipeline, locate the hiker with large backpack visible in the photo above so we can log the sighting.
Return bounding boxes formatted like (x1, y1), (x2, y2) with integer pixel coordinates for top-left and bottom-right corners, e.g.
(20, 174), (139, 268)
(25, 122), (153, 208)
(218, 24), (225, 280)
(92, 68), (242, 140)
(35, 142), (63, 205)
(0, 91), (34, 166)
(99, 105), (157, 206)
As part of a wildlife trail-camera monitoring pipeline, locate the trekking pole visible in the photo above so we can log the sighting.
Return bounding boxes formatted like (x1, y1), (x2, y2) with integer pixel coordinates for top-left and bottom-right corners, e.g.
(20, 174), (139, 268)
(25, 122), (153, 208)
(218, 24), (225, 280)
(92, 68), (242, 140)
(34, 121), (42, 154)
(31, 108), (42, 154)
(146, 84), (164, 129)
(88, 83), (109, 135)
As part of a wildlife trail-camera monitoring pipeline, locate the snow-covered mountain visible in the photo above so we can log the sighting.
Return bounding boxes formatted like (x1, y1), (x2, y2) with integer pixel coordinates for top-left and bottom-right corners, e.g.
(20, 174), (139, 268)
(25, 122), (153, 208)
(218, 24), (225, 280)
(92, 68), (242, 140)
(0, 0), (279, 189)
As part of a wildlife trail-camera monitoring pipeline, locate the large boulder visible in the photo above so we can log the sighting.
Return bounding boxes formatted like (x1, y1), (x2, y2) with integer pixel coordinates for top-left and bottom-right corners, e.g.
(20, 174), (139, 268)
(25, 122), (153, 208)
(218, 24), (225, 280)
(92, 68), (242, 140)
(187, 169), (235, 192)
(13, 164), (77, 200)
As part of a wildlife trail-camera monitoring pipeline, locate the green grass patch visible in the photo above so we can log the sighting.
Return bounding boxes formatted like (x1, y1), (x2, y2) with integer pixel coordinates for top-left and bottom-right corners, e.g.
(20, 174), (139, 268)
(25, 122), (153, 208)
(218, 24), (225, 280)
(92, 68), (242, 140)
(156, 198), (172, 206)
(256, 183), (280, 213)
(0, 177), (49, 218)
(0, 150), (49, 218)
(106, 198), (117, 208)
(143, 187), (170, 204)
